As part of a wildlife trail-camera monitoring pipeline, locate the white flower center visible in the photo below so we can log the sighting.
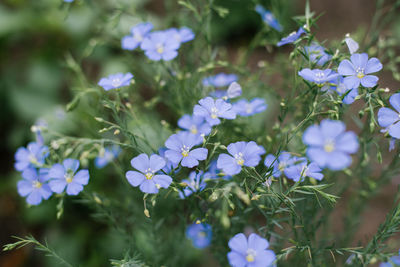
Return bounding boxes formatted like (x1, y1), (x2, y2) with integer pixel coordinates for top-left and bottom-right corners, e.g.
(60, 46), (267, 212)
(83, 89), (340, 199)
(278, 162), (286, 171)
(245, 103), (253, 114)
(197, 231), (206, 238)
(356, 67), (365, 79)
(210, 107), (218, 119)
(234, 152), (244, 166)
(264, 13), (273, 22)
(134, 34), (143, 42)
(29, 154), (38, 165)
(33, 180), (42, 189)
(181, 145), (190, 157)
(111, 78), (121, 87)
(315, 71), (325, 81)
(246, 248), (257, 262)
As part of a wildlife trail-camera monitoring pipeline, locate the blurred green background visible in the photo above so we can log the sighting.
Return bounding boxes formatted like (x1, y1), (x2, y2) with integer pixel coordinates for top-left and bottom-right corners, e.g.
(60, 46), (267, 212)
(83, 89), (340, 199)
(1, 0), (399, 266)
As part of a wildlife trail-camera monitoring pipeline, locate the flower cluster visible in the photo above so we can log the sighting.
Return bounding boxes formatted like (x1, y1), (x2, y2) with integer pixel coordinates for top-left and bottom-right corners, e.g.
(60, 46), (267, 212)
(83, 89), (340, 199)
(15, 141), (90, 204)
(121, 22), (194, 61)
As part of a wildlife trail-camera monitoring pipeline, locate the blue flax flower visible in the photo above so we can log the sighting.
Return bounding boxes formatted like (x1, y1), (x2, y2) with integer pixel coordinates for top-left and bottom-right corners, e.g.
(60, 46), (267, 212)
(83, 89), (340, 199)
(345, 36), (359, 54)
(165, 27), (195, 43)
(98, 73), (133, 91)
(202, 73), (238, 87)
(298, 68), (339, 85)
(264, 152), (305, 178)
(14, 142), (49, 172)
(207, 160), (232, 180)
(121, 22), (153, 50)
(178, 114), (212, 136)
(179, 171), (207, 198)
(305, 44), (332, 66)
(277, 27), (305, 46)
(217, 141), (265, 175)
(255, 5), (282, 31)
(303, 119), (359, 170)
(49, 159), (90, 195)
(227, 233), (276, 267)
(17, 168), (52, 205)
(165, 132), (208, 168)
(186, 222), (212, 249)
(284, 161), (324, 182)
(232, 98), (267, 117)
(193, 97), (236, 126)
(95, 146), (121, 168)
(328, 76), (358, 104)
(126, 154), (173, 194)
(158, 148), (178, 173)
(378, 93), (400, 139)
(140, 31), (180, 61)
(380, 250), (400, 267)
(338, 53), (383, 88)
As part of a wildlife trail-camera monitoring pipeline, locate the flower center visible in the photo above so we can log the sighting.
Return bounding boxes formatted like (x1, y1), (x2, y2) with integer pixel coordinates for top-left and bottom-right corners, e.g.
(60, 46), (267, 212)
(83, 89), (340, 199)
(356, 67), (365, 79)
(64, 173), (74, 183)
(197, 231), (206, 238)
(278, 162), (286, 171)
(29, 154), (39, 165)
(288, 31), (297, 37)
(190, 125), (198, 134)
(156, 44), (164, 54)
(134, 34), (143, 42)
(246, 249), (257, 262)
(324, 140), (335, 152)
(210, 107), (218, 119)
(245, 103), (253, 114)
(315, 71), (325, 81)
(33, 180), (42, 189)
(264, 13), (273, 22)
(111, 78), (121, 87)
(145, 168), (154, 180)
(181, 145), (190, 157)
(234, 152), (244, 166)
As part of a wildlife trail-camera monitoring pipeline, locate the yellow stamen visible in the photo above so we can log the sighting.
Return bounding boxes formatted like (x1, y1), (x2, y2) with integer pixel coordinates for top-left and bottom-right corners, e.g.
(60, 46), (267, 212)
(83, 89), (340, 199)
(324, 142), (335, 152)
(246, 254), (255, 262)
(357, 72), (365, 79)
(33, 181), (42, 189)
(145, 173), (153, 180)
(157, 45), (164, 54)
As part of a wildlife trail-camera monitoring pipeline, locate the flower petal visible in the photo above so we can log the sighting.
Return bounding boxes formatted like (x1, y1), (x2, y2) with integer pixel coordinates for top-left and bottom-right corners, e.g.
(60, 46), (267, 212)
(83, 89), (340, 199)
(248, 233), (269, 250)
(228, 233), (248, 253)
(126, 171), (145, 187)
(130, 154), (150, 172)
(361, 75), (378, 88)
(390, 93), (400, 113)
(365, 57), (382, 74)
(338, 59), (356, 76)
(149, 154), (165, 171)
(139, 180), (158, 194)
(66, 182), (84, 195)
(153, 175), (172, 188)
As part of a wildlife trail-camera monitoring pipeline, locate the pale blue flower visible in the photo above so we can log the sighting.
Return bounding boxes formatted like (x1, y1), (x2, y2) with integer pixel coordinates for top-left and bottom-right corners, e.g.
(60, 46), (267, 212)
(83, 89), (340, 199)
(14, 142), (49, 172)
(202, 73), (238, 87)
(284, 161), (324, 182)
(217, 141), (265, 175)
(186, 222), (212, 249)
(227, 233), (276, 267)
(277, 27), (305, 46)
(338, 53), (382, 88)
(193, 97), (236, 126)
(121, 22), (153, 50)
(48, 159), (90, 195)
(179, 171), (206, 198)
(165, 132), (208, 168)
(303, 119), (359, 170)
(178, 114), (211, 136)
(378, 93), (400, 139)
(17, 168), (52, 205)
(126, 154), (172, 194)
(298, 68), (339, 85)
(232, 98), (267, 117)
(140, 31), (180, 61)
(98, 73), (133, 91)
(255, 5), (282, 31)
(305, 44), (332, 66)
(95, 146), (121, 168)
(345, 36), (359, 54)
